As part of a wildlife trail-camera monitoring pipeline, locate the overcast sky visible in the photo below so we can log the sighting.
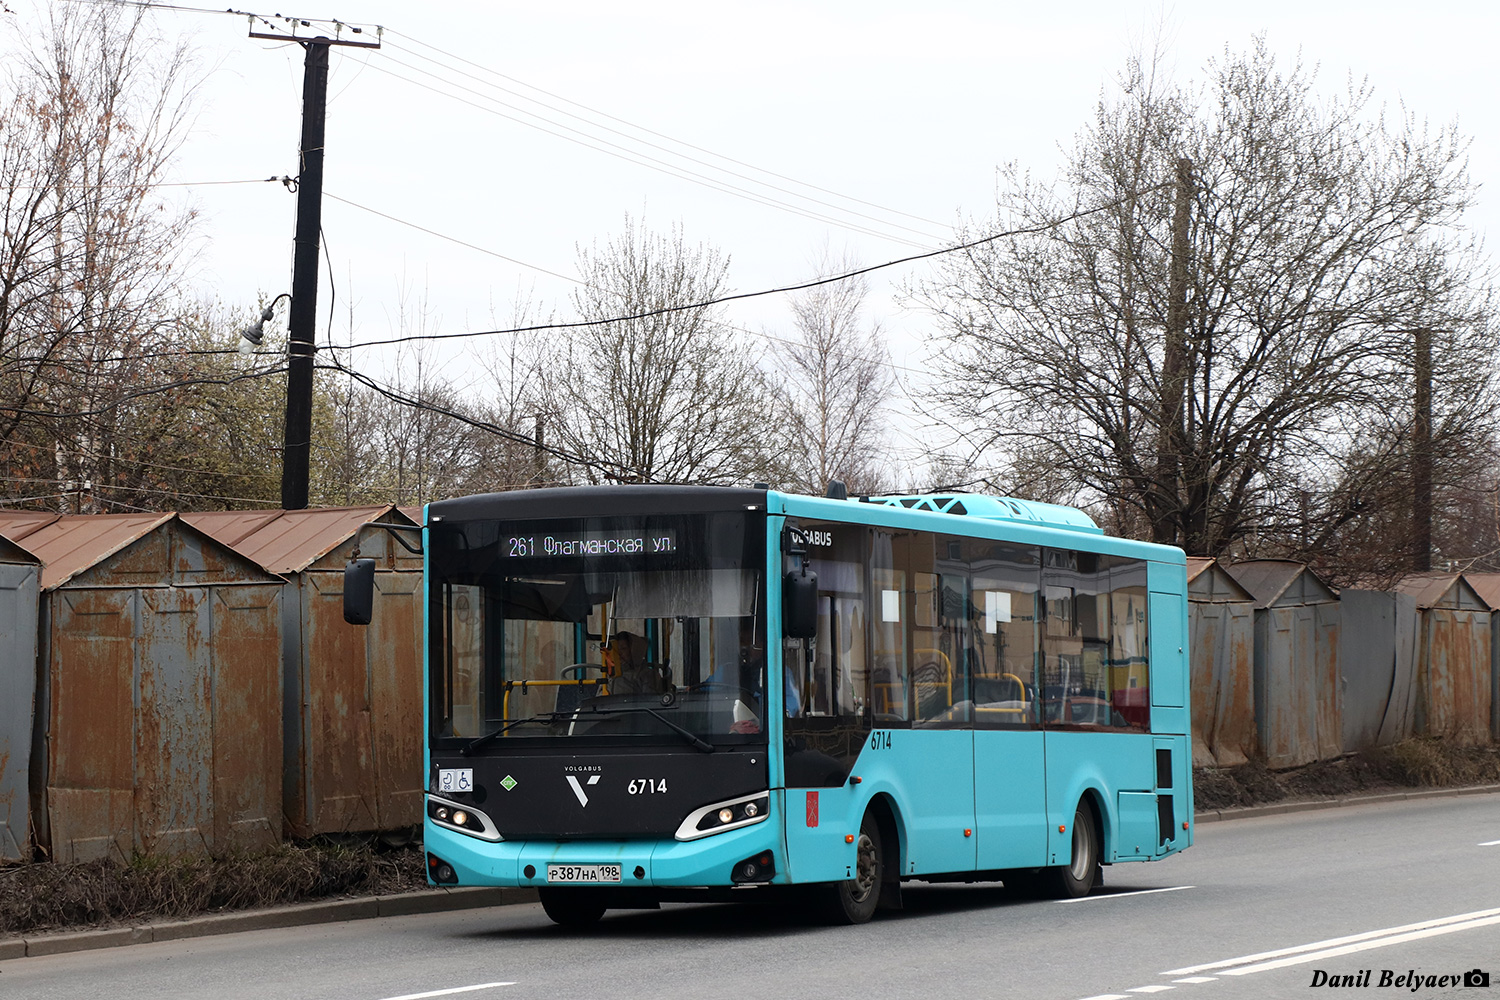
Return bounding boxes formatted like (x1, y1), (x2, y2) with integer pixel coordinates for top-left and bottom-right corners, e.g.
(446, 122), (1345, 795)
(6, 1), (1498, 472)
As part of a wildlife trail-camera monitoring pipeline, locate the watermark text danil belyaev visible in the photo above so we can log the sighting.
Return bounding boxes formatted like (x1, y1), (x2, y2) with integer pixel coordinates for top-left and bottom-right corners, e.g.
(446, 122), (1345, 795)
(1308, 968), (1491, 990)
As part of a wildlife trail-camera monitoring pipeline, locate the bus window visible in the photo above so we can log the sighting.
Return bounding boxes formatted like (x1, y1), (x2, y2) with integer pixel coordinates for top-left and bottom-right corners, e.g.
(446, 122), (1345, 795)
(1042, 549), (1116, 728)
(443, 583), (486, 738)
(785, 520), (872, 786)
(1108, 557), (1150, 729)
(968, 542), (1041, 728)
(871, 529), (910, 722)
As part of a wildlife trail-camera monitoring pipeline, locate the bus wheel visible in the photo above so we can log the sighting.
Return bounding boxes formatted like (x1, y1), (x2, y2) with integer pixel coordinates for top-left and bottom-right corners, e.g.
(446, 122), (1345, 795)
(824, 812), (882, 924)
(539, 888), (607, 927)
(1042, 803), (1100, 899)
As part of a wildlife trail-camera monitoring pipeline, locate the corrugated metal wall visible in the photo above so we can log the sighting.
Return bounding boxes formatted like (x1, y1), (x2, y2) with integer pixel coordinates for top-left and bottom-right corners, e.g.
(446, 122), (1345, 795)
(0, 544), (40, 862)
(1187, 590), (1256, 767)
(33, 519), (284, 862)
(1494, 617), (1500, 741)
(179, 507), (425, 839)
(239, 515), (422, 838)
(286, 528), (423, 835)
(1254, 602), (1341, 768)
(1227, 562), (1343, 771)
(1339, 590), (1419, 751)
(1417, 607), (1492, 745)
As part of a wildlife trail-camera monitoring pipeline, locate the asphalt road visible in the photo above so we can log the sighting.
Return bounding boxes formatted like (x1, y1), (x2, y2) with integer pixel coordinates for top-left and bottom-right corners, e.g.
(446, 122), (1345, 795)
(5, 794), (1497, 1000)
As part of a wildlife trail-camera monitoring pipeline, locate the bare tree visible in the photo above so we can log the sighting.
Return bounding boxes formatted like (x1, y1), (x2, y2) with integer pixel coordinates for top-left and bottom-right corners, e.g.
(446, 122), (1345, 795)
(0, 4), (201, 510)
(917, 37), (1496, 557)
(470, 287), (565, 489)
(771, 250), (897, 496)
(542, 217), (779, 485)
(347, 284), (481, 506)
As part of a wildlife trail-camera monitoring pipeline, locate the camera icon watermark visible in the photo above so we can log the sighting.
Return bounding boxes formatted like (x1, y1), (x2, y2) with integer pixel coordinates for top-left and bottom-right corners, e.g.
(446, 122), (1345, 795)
(1466, 969), (1492, 988)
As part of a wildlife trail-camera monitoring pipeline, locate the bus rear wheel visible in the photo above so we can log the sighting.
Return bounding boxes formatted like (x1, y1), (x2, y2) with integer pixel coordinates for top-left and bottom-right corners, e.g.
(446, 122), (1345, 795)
(823, 812), (883, 924)
(539, 887), (607, 927)
(1040, 802), (1100, 899)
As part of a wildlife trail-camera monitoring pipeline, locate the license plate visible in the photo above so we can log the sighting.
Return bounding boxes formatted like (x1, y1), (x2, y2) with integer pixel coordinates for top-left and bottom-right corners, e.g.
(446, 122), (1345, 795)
(547, 864), (622, 884)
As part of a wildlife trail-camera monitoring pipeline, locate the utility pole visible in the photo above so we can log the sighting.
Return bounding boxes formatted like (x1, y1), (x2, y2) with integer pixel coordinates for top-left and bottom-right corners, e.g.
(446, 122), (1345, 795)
(533, 413), (546, 484)
(1412, 327), (1433, 572)
(248, 18), (380, 509)
(1157, 156), (1193, 547)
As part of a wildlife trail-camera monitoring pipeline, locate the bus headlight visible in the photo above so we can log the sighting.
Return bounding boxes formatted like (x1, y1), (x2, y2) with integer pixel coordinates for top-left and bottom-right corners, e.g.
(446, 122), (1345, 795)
(426, 794), (503, 842)
(675, 793), (771, 841)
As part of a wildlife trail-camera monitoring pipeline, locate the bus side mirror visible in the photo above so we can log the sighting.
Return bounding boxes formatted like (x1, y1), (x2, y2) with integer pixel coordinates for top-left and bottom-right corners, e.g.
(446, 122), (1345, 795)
(783, 571), (818, 640)
(344, 558), (376, 625)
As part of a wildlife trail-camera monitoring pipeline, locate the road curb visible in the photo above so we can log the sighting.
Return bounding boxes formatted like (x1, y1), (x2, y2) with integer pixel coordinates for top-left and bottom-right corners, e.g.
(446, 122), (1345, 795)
(1193, 782), (1500, 824)
(1, 887), (538, 961)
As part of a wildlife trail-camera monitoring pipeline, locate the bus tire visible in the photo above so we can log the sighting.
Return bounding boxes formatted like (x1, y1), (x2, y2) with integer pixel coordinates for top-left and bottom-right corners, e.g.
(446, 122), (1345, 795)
(1041, 802), (1100, 899)
(539, 888), (607, 927)
(823, 811), (883, 924)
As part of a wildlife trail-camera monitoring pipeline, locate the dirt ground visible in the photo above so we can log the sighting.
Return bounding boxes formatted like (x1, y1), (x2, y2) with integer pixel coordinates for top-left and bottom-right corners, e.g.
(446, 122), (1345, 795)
(0, 838), (429, 938)
(4, 738), (1497, 938)
(1191, 738), (1500, 810)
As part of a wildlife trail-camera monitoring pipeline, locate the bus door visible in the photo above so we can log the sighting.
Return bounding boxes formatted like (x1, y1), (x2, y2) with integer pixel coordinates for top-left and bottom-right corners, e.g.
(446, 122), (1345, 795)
(969, 543), (1049, 870)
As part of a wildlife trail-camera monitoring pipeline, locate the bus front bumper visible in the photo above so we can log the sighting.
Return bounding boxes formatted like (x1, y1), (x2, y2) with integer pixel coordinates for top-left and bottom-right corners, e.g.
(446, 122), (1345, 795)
(424, 816), (787, 889)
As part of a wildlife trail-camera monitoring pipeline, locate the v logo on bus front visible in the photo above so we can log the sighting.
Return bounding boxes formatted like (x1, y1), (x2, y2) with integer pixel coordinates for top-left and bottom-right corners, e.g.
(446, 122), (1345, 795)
(566, 774), (601, 807)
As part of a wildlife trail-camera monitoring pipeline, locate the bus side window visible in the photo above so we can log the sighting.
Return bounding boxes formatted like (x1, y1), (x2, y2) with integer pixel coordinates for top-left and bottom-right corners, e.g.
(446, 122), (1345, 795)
(797, 522), (869, 721)
(1109, 557), (1151, 729)
(871, 529), (909, 721)
(968, 542), (1042, 729)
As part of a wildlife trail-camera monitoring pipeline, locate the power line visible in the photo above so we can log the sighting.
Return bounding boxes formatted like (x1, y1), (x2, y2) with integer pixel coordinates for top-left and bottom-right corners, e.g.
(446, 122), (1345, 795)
(325, 187), (1167, 353)
(383, 28), (951, 234)
(313, 190), (931, 378)
(319, 354), (630, 482)
(0, 365), (290, 419)
(74, 3), (946, 245)
(359, 60), (934, 251)
(323, 192), (583, 285)
(315, 194), (929, 378)
(375, 42), (950, 246)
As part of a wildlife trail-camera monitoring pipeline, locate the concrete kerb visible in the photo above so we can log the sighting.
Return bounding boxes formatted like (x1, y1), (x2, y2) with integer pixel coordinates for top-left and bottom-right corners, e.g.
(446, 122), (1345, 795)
(6, 785), (1499, 961)
(1192, 782), (1500, 824)
(3, 887), (537, 961)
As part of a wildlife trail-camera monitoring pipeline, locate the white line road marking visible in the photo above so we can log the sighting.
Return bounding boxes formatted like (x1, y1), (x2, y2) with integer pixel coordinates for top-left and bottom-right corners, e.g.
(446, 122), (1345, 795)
(1171, 978), (1217, 984)
(1078, 995), (1130, 1000)
(1161, 905), (1500, 976)
(378, 984), (516, 1000)
(1061, 886), (1195, 903)
(1221, 914), (1500, 976)
(1128, 987), (1175, 993)
(1480, 839), (1500, 846)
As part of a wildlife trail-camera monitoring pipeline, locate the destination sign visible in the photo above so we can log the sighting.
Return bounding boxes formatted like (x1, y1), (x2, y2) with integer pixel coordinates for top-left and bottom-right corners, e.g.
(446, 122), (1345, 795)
(504, 530), (678, 558)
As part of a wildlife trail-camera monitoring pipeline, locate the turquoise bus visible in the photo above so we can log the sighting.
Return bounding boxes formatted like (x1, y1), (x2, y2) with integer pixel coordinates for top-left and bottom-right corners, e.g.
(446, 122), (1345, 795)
(347, 484), (1192, 925)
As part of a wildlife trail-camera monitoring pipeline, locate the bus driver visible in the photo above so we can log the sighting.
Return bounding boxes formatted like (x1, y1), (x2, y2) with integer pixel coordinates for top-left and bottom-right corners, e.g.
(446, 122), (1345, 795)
(602, 631), (657, 695)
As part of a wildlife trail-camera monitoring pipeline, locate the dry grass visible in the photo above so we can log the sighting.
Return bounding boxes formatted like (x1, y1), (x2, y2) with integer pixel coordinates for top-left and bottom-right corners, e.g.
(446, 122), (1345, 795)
(0, 839), (427, 937)
(1193, 738), (1500, 811)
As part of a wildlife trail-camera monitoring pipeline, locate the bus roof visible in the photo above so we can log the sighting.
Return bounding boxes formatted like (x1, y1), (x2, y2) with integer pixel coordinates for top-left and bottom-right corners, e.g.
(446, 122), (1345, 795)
(859, 494), (1102, 534)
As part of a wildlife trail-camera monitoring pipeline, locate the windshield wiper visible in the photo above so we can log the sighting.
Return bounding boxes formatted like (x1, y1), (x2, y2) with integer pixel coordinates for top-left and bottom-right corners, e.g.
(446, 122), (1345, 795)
(460, 712), (569, 756)
(581, 705), (716, 754)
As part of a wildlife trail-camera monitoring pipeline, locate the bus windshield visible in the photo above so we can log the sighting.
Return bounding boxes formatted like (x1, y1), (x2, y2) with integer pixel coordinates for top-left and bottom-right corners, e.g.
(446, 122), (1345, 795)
(428, 511), (767, 749)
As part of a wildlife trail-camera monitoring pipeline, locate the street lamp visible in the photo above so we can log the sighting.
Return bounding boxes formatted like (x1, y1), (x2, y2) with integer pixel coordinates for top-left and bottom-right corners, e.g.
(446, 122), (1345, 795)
(238, 293), (291, 353)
